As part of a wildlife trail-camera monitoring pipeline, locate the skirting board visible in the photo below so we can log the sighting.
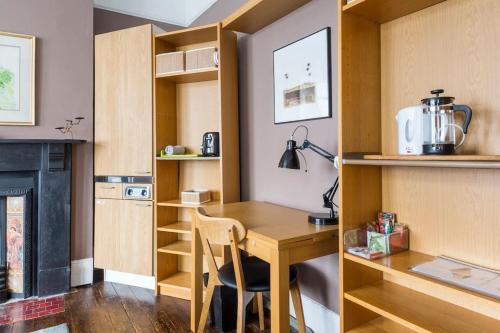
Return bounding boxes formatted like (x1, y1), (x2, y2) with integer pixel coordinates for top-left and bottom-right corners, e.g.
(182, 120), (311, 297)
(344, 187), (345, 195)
(71, 258), (94, 287)
(289, 293), (340, 333)
(104, 270), (155, 290)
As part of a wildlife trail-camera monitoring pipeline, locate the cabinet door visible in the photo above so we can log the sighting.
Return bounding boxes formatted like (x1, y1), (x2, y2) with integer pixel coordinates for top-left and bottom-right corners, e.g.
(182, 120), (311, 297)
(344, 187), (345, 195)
(94, 199), (153, 276)
(94, 25), (153, 176)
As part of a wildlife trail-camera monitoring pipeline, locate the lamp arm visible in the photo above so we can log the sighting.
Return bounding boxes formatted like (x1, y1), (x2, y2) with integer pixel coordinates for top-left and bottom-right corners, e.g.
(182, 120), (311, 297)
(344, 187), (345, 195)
(301, 140), (337, 165)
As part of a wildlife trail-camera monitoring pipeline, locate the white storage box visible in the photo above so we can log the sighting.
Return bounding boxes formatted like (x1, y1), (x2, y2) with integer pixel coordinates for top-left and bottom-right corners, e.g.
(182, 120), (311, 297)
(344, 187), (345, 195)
(156, 51), (185, 75)
(185, 47), (218, 71)
(181, 189), (211, 204)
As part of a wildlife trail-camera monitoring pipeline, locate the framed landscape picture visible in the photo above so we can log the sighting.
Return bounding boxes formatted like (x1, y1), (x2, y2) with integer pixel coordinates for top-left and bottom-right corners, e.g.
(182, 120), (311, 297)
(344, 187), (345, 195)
(0, 31), (35, 126)
(273, 28), (331, 124)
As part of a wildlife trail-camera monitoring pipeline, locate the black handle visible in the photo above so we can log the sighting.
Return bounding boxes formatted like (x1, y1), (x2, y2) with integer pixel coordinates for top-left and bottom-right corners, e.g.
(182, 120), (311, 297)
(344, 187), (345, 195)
(453, 104), (473, 134)
(431, 89), (444, 96)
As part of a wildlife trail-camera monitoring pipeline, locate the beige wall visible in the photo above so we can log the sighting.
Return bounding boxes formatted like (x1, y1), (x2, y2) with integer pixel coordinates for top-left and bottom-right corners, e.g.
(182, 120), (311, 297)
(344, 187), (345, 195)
(0, 0), (94, 260)
(195, 0), (340, 312)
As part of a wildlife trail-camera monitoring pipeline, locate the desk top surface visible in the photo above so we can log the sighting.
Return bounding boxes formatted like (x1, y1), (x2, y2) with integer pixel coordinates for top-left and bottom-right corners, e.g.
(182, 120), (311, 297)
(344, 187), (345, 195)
(204, 201), (339, 247)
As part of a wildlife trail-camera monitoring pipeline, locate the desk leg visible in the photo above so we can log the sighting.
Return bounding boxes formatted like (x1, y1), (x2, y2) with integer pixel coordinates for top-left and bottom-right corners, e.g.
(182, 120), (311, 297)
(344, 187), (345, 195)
(191, 227), (203, 332)
(270, 249), (290, 333)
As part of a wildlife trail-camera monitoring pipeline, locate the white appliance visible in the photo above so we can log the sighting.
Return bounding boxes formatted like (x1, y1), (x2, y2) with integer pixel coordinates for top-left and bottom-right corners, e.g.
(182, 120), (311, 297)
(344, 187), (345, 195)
(395, 105), (424, 155)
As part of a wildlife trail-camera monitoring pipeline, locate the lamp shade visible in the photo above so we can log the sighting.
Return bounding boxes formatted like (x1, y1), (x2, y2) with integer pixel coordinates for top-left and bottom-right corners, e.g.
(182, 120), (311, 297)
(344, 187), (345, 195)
(278, 140), (300, 169)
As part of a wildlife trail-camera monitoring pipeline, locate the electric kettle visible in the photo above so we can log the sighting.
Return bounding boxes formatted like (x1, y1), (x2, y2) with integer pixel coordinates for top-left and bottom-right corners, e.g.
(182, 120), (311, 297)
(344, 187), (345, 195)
(396, 106), (424, 155)
(421, 89), (472, 155)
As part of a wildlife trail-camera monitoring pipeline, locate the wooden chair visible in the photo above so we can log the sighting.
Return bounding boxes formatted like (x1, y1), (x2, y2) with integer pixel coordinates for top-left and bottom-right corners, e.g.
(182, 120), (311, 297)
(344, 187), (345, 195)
(195, 208), (306, 333)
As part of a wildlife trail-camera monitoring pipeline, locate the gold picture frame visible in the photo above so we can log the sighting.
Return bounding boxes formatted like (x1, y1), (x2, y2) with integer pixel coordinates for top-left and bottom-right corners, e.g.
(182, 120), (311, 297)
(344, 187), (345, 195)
(0, 31), (36, 126)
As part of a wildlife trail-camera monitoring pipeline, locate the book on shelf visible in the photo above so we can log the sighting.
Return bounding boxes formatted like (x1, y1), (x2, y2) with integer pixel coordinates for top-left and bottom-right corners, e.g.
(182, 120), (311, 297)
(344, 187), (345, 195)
(411, 256), (500, 299)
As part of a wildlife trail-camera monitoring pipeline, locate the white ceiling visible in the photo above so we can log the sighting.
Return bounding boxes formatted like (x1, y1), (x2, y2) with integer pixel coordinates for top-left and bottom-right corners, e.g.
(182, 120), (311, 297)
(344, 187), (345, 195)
(94, 0), (218, 27)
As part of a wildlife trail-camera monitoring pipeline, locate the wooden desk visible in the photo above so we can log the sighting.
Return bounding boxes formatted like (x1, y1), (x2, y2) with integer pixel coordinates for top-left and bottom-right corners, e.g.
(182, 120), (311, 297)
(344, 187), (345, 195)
(190, 201), (339, 332)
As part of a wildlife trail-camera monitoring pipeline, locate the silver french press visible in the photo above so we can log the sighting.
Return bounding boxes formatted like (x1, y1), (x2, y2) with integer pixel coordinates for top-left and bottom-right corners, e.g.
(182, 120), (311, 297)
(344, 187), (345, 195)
(421, 89), (472, 155)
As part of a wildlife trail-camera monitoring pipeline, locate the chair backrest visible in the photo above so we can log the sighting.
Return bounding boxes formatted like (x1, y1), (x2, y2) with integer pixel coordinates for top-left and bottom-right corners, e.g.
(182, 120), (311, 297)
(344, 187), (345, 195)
(195, 207), (247, 289)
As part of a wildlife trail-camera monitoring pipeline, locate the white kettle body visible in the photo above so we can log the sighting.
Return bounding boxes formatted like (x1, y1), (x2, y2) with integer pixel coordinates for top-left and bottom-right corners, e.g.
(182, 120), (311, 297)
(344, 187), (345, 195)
(395, 106), (424, 155)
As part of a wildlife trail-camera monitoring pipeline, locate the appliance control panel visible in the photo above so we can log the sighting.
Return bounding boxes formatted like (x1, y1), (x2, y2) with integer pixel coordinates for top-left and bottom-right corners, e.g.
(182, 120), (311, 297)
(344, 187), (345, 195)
(123, 184), (152, 200)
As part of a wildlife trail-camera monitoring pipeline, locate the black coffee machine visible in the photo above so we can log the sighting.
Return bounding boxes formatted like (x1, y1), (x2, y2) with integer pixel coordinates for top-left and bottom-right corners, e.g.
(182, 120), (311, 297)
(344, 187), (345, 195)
(200, 132), (219, 157)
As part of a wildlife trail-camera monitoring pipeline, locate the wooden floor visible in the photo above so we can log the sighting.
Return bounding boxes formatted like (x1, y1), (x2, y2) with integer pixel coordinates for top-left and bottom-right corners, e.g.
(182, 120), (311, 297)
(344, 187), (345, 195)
(0, 282), (269, 333)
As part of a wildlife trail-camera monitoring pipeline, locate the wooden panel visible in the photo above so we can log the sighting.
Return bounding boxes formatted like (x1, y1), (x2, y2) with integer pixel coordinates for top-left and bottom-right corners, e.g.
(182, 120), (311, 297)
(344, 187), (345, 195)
(382, 167), (500, 271)
(176, 81), (220, 153)
(343, 0), (445, 24)
(345, 280), (500, 332)
(94, 199), (153, 276)
(340, 13), (381, 153)
(381, 0), (500, 156)
(95, 182), (123, 199)
(95, 25), (153, 176)
(218, 28), (240, 203)
(345, 252), (500, 319)
(222, 0), (312, 34)
(179, 161), (222, 202)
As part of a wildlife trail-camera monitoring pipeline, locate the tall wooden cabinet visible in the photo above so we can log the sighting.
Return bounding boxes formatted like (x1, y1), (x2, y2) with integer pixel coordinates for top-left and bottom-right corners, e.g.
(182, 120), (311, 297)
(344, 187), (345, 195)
(94, 25), (153, 176)
(94, 25), (155, 276)
(338, 0), (500, 332)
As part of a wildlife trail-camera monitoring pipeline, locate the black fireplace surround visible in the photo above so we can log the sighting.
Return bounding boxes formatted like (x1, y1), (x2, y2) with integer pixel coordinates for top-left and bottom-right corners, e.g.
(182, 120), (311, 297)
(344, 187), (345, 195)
(0, 139), (84, 300)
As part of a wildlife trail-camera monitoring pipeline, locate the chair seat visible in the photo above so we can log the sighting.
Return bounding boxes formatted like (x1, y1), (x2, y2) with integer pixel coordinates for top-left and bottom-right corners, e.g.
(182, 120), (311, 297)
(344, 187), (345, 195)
(218, 256), (298, 292)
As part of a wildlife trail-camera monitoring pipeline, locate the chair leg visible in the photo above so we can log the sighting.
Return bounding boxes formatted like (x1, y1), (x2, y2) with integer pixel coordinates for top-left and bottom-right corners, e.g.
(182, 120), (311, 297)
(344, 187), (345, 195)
(290, 281), (306, 333)
(256, 292), (265, 331)
(236, 290), (246, 333)
(197, 280), (216, 333)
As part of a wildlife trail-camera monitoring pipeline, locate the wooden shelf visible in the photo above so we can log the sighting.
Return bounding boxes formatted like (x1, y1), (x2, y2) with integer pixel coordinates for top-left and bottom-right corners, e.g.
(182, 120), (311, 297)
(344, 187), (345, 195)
(343, 154), (500, 169)
(156, 155), (220, 161)
(342, 0), (446, 23)
(155, 23), (218, 46)
(347, 317), (414, 333)
(158, 271), (191, 300)
(158, 240), (191, 256)
(344, 280), (500, 333)
(157, 199), (220, 208)
(222, 0), (312, 34)
(158, 271), (191, 289)
(155, 68), (218, 83)
(158, 240), (222, 257)
(344, 251), (500, 317)
(157, 221), (191, 234)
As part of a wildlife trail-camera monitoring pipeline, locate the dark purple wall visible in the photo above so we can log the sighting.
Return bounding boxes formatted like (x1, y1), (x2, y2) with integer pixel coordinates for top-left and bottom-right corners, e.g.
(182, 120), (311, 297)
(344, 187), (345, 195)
(94, 8), (182, 35)
(194, 0), (340, 312)
(0, 0), (94, 260)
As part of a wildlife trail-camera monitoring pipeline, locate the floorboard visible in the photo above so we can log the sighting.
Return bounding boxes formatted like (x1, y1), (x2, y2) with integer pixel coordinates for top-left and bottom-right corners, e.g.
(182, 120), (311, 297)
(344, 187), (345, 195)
(0, 282), (274, 333)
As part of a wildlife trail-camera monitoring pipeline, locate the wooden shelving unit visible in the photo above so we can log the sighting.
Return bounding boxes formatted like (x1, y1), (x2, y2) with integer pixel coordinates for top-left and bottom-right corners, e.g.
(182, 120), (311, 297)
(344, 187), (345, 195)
(338, 0), (500, 331)
(153, 23), (240, 300)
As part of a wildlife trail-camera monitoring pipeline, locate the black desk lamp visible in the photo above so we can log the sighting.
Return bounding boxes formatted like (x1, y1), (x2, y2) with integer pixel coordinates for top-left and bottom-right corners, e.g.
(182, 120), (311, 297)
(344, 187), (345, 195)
(278, 125), (339, 225)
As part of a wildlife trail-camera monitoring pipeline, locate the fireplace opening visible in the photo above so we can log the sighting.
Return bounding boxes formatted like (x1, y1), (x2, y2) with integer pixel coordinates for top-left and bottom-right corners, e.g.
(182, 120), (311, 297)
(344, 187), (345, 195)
(0, 186), (34, 303)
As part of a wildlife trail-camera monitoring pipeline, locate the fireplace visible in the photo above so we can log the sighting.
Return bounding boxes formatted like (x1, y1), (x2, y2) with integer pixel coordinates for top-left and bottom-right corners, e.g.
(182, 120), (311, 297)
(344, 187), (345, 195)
(0, 140), (84, 302)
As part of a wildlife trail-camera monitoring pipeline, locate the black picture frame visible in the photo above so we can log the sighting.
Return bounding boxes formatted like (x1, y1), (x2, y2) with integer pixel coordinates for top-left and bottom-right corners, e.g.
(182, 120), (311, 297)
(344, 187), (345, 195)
(273, 27), (332, 125)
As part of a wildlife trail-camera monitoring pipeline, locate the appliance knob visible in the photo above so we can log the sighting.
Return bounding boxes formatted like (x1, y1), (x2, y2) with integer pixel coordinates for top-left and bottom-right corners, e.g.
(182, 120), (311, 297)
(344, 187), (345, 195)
(141, 189), (147, 197)
(127, 188), (133, 195)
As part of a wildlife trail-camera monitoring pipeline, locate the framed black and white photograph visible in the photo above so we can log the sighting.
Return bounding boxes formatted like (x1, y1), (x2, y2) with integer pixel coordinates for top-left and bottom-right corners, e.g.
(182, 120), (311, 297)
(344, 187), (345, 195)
(273, 27), (331, 124)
